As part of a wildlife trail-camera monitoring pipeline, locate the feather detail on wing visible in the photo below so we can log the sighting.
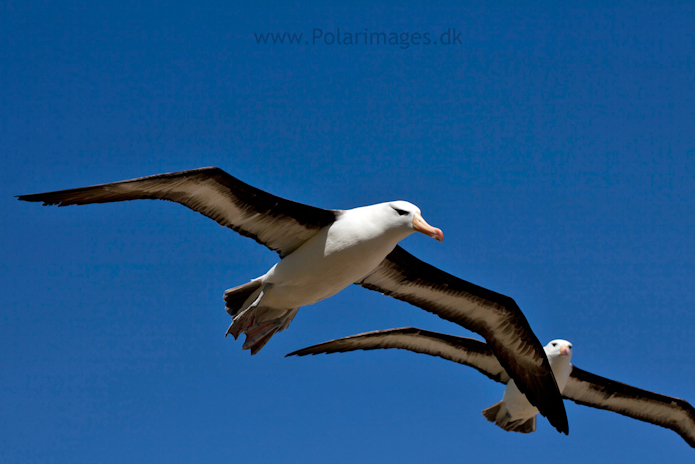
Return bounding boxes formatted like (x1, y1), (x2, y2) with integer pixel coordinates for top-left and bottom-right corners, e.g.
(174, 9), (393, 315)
(17, 167), (339, 257)
(356, 246), (568, 434)
(287, 327), (509, 384)
(564, 366), (695, 448)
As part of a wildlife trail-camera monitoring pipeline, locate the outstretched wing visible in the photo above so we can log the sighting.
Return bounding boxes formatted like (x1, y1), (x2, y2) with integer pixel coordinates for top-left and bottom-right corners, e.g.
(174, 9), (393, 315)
(564, 366), (695, 448)
(17, 167), (339, 257)
(357, 246), (568, 434)
(287, 327), (510, 384)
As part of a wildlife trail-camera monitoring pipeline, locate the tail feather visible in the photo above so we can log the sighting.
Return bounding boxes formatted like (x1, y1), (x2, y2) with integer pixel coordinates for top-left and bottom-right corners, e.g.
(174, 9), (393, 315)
(226, 304), (256, 340)
(224, 281), (299, 355)
(482, 401), (537, 434)
(482, 401), (504, 423)
(224, 280), (263, 317)
(242, 321), (282, 355)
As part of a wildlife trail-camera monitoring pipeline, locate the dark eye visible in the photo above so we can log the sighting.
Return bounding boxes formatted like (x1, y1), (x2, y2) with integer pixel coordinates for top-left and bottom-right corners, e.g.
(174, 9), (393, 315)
(568, 345), (572, 349)
(393, 208), (409, 216)
(551, 342), (558, 347)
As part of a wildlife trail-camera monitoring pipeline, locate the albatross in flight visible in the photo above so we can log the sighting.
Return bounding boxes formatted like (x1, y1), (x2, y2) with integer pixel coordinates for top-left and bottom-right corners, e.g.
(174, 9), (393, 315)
(288, 327), (695, 447)
(17, 167), (568, 434)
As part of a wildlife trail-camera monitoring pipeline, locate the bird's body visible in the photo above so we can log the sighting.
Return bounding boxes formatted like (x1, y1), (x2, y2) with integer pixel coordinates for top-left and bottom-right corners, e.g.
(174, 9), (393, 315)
(483, 340), (573, 433)
(225, 201), (436, 351)
(265, 202), (421, 306)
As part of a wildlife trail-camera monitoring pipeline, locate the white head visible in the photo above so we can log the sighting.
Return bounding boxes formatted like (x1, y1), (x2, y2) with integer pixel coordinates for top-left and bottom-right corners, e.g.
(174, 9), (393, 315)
(544, 339), (573, 392)
(384, 201), (444, 242)
(545, 339), (573, 363)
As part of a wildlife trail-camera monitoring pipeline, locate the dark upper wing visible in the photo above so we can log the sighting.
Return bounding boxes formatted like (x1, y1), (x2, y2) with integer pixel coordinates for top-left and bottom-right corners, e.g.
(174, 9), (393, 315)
(17, 167), (339, 257)
(287, 327), (510, 384)
(356, 246), (568, 434)
(564, 365), (695, 448)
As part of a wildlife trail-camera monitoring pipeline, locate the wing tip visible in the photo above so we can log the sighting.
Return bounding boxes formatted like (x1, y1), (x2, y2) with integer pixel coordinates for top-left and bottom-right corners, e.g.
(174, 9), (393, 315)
(16, 193), (57, 206)
(507, 358), (569, 435)
(16, 194), (34, 202)
(285, 348), (316, 357)
(540, 399), (569, 435)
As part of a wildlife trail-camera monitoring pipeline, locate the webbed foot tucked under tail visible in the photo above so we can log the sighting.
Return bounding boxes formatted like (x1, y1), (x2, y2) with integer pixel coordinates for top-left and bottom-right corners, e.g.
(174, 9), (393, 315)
(223, 281), (298, 355)
(482, 401), (537, 434)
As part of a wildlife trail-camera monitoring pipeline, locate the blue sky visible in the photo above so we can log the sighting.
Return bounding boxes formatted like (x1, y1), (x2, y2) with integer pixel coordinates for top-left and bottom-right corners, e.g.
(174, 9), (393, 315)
(2, 1), (694, 462)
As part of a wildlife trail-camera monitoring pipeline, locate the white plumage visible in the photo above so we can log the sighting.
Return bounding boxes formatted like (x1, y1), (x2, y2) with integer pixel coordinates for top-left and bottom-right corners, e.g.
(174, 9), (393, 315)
(224, 200), (440, 351)
(17, 167), (569, 433)
(289, 327), (695, 447)
(483, 340), (573, 433)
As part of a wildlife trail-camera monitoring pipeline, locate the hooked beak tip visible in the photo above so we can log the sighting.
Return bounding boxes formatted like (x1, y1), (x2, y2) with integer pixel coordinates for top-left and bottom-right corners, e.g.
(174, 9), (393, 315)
(413, 214), (443, 242)
(434, 229), (444, 242)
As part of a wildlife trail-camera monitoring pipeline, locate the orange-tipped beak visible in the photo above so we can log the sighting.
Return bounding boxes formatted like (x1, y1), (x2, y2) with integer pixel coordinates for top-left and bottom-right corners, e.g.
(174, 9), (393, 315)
(412, 213), (443, 242)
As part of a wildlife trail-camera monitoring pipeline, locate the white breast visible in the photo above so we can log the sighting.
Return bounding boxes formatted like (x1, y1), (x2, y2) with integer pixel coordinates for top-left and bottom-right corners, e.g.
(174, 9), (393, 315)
(260, 207), (414, 308)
